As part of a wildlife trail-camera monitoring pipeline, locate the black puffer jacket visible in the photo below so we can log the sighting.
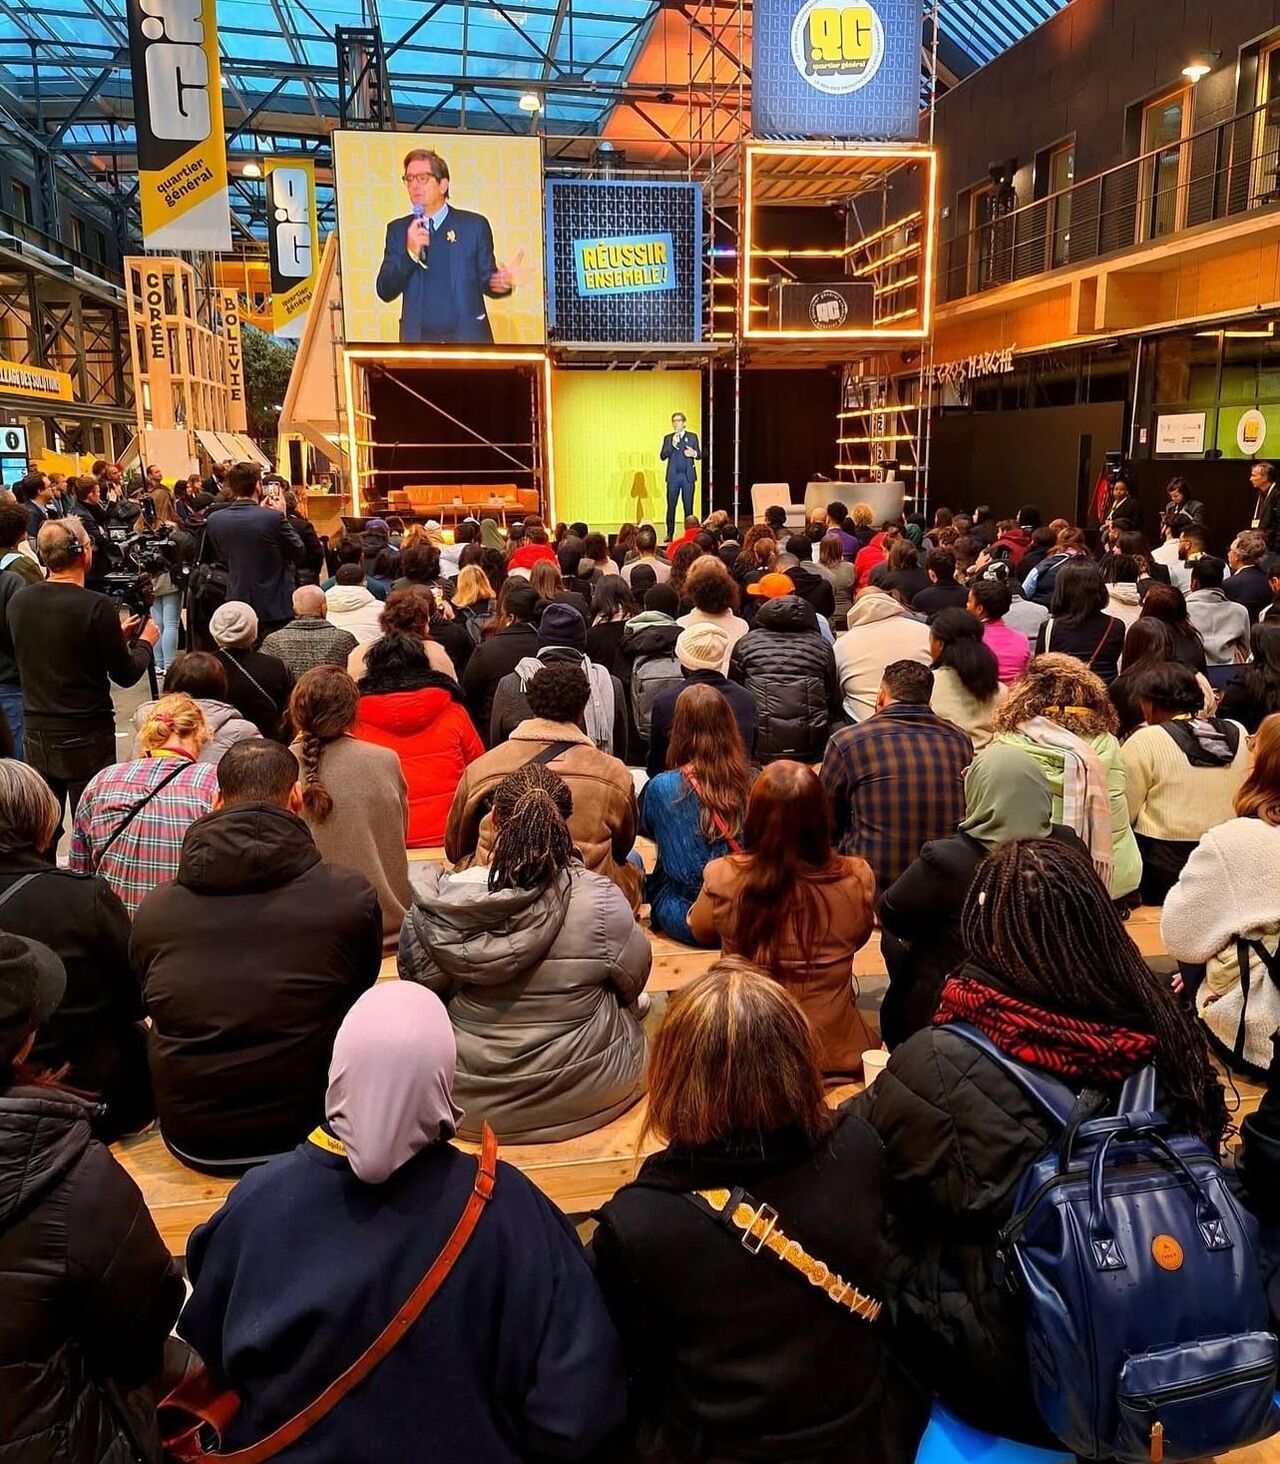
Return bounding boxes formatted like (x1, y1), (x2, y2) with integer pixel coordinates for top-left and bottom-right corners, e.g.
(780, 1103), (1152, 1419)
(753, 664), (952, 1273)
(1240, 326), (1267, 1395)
(854, 1015), (1082, 1444)
(0, 1085), (183, 1463)
(729, 596), (837, 762)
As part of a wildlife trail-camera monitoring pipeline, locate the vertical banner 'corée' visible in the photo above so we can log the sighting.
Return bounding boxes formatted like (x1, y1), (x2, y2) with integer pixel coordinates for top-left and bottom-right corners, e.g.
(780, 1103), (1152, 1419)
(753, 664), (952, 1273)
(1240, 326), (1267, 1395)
(221, 291), (247, 430)
(265, 159), (319, 339)
(127, 0), (232, 251)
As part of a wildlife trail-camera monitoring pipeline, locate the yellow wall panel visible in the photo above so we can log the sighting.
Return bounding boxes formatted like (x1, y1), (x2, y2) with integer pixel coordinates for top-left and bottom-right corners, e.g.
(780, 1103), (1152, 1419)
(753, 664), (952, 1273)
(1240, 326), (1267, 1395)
(551, 369), (702, 531)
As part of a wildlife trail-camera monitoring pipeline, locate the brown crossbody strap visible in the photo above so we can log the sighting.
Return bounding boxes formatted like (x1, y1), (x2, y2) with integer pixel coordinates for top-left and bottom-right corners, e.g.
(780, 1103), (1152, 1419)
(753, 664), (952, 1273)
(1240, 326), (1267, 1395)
(686, 1186), (882, 1323)
(679, 766), (742, 853)
(163, 1125), (498, 1463)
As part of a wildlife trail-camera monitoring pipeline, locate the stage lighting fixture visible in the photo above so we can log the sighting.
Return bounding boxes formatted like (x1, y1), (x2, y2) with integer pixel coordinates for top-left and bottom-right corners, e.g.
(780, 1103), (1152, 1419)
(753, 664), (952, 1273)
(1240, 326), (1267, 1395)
(519, 91), (542, 112)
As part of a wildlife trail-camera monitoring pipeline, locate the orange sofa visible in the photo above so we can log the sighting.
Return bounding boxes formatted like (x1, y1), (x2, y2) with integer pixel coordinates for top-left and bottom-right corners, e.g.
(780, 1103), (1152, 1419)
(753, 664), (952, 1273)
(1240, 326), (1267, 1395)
(388, 484), (540, 520)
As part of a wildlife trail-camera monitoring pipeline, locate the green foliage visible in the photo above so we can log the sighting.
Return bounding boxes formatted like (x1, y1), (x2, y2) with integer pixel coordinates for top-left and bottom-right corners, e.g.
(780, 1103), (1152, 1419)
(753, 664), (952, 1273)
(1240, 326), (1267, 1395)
(242, 324), (297, 452)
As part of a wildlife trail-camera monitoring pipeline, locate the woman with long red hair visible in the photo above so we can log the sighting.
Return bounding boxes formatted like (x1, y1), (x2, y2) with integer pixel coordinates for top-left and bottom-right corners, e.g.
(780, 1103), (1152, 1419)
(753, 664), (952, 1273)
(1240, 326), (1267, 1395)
(639, 685), (755, 945)
(688, 760), (878, 1078)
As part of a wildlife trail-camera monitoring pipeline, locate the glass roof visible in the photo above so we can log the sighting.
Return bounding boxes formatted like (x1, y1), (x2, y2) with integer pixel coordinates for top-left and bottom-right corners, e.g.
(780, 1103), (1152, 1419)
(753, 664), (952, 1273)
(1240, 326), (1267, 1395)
(0, 0), (1071, 239)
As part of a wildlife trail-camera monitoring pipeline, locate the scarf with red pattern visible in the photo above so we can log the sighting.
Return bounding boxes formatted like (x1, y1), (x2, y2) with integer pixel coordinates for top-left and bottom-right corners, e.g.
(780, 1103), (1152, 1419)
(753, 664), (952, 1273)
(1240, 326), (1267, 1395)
(934, 972), (1156, 1083)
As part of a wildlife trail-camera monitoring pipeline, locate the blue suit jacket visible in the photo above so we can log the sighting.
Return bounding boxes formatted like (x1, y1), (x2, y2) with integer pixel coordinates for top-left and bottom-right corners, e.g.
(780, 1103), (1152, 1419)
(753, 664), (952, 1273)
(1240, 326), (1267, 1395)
(661, 431), (700, 488)
(204, 500), (305, 625)
(375, 207), (509, 344)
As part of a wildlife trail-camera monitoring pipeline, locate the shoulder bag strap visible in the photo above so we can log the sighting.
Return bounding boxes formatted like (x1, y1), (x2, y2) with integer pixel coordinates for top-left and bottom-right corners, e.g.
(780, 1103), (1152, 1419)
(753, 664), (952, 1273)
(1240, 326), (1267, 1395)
(684, 1187), (881, 1323)
(168, 1126), (499, 1464)
(1085, 618), (1116, 669)
(1044, 618), (1053, 652)
(0, 870), (47, 914)
(525, 739), (577, 768)
(96, 760), (191, 867)
(680, 766), (742, 853)
(222, 653), (273, 707)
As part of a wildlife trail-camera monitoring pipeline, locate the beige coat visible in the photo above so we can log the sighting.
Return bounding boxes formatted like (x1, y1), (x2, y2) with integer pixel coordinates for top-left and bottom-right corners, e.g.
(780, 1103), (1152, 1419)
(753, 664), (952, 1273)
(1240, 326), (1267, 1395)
(835, 591), (932, 722)
(930, 668), (1007, 750)
(444, 719), (642, 910)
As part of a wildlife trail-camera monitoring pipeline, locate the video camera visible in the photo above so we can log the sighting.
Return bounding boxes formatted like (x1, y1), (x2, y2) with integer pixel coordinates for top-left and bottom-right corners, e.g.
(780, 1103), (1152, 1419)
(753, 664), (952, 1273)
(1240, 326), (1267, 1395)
(100, 525), (190, 620)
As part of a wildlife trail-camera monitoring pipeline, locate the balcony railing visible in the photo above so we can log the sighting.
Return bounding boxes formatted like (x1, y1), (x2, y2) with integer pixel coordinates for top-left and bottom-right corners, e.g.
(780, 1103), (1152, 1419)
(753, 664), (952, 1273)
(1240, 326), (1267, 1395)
(942, 99), (1280, 303)
(0, 209), (122, 286)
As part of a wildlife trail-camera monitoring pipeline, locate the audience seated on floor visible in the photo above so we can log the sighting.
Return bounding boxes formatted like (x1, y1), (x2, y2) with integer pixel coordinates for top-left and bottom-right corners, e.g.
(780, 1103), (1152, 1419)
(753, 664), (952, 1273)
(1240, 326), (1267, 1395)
(690, 760), (877, 1080)
(347, 585), (459, 683)
(260, 584), (359, 679)
(446, 659), (643, 911)
(353, 632), (483, 848)
(677, 556), (749, 670)
(586, 575), (639, 670)
(836, 584), (932, 722)
(131, 740), (381, 1173)
(131, 650), (260, 763)
(1110, 619), (1210, 737)
(401, 763), (649, 1143)
(461, 577), (540, 741)
(291, 664), (412, 950)
(489, 602), (628, 756)
(1035, 561), (1126, 684)
(1122, 662), (1250, 905)
(1140, 581), (1209, 670)
(618, 584), (683, 762)
(647, 621), (758, 776)
(71, 692), (220, 915)
(821, 660), (973, 893)
(208, 600), (294, 740)
(641, 684), (754, 946)
(1162, 713), (1280, 1076)
(878, 744), (1084, 1049)
(1187, 556), (1252, 666)
(992, 653), (1141, 902)
(927, 607), (1006, 748)
(177, 981), (626, 1461)
(859, 837), (1227, 1445)
(1219, 622), (1280, 732)
(967, 575), (1030, 684)
(0, 930), (184, 1460)
(325, 562), (385, 647)
(731, 582), (838, 763)
(592, 960), (928, 1464)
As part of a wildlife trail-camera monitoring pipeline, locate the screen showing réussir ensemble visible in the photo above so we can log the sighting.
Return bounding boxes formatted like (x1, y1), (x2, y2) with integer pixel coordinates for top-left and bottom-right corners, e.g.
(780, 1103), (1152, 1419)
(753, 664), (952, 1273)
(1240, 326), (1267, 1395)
(545, 180), (703, 344)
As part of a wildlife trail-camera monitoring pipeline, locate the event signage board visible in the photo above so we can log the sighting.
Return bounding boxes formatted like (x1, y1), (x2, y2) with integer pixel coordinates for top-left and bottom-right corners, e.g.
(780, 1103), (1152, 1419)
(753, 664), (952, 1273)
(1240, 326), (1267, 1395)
(545, 180), (702, 343)
(751, 0), (922, 140)
(333, 131), (545, 345)
(126, 0), (232, 250)
(1154, 412), (1206, 455)
(265, 159), (319, 339)
(0, 363), (74, 402)
(221, 292), (248, 431)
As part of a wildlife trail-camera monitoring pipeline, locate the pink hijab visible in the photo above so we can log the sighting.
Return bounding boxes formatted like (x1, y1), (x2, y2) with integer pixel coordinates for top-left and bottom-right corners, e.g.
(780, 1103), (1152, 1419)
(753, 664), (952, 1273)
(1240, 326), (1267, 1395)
(325, 983), (465, 1184)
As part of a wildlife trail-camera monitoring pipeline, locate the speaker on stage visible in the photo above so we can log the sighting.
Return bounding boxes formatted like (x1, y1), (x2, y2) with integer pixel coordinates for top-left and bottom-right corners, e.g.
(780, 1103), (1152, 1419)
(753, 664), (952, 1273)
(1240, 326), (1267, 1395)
(767, 280), (876, 331)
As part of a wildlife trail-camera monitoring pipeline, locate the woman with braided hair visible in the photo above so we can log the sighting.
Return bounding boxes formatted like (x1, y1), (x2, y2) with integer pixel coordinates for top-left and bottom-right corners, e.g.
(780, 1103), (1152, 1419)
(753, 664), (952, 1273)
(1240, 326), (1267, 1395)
(289, 665), (412, 950)
(861, 836), (1227, 1443)
(399, 762), (651, 1142)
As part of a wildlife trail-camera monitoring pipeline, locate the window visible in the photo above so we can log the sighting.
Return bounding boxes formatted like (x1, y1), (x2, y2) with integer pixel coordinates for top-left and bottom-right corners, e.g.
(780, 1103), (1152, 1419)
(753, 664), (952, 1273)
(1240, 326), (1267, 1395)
(9, 180), (31, 224)
(967, 182), (996, 293)
(90, 227), (106, 262)
(1253, 43), (1280, 205)
(1047, 142), (1075, 268)
(1139, 87), (1191, 241)
(70, 215), (85, 254)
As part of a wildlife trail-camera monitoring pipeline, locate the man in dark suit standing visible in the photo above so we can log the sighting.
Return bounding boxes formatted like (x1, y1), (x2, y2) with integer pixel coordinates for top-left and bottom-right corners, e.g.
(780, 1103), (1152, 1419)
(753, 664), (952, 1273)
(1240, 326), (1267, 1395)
(1249, 460), (1280, 553)
(660, 413), (701, 543)
(203, 463), (305, 635)
(374, 148), (522, 344)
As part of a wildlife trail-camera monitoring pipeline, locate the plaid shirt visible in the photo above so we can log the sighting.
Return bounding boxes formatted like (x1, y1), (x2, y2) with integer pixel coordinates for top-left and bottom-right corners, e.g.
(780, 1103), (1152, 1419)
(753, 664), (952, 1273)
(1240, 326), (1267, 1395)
(70, 754), (220, 915)
(259, 617), (359, 680)
(820, 701), (973, 893)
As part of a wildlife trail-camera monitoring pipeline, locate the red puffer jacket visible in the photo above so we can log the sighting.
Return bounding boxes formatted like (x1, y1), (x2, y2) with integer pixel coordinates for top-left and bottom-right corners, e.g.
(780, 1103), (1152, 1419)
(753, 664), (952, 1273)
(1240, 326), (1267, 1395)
(354, 686), (484, 847)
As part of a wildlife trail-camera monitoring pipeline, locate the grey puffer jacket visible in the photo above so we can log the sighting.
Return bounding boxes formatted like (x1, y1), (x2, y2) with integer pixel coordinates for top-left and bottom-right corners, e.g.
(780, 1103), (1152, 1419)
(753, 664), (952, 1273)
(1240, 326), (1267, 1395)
(133, 696), (260, 764)
(399, 861), (650, 1143)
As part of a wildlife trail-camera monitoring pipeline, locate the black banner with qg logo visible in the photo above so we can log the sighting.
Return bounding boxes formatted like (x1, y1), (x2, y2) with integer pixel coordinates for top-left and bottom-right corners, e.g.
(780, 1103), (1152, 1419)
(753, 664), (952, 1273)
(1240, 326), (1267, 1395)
(545, 181), (703, 343)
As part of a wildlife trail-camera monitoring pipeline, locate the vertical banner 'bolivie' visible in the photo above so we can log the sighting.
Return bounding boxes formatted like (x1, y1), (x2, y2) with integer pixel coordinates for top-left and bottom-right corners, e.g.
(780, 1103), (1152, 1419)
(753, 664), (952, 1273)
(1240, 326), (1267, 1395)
(221, 292), (248, 430)
(265, 159), (319, 339)
(127, 0), (232, 251)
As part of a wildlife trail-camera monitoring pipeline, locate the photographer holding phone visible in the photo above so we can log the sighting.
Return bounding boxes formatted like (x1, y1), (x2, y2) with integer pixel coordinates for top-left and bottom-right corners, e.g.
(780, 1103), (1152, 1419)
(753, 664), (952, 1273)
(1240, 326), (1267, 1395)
(6, 517), (157, 845)
(203, 463), (306, 637)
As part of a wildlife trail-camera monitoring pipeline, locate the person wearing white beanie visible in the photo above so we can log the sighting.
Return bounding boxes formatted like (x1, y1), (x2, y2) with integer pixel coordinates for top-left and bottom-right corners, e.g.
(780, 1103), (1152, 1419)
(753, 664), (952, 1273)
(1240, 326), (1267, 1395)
(209, 600), (294, 738)
(645, 622), (760, 775)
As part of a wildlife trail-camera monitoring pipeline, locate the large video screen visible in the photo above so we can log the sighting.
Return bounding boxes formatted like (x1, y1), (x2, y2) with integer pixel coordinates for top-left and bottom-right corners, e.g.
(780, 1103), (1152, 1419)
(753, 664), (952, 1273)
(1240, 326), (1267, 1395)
(545, 180), (703, 343)
(333, 132), (545, 345)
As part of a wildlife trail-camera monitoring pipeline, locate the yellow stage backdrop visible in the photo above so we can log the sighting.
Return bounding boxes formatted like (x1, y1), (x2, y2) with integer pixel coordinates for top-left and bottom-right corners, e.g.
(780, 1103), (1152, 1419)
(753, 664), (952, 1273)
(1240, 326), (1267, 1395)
(333, 131), (544, 345)
(551, 370), (702, 531)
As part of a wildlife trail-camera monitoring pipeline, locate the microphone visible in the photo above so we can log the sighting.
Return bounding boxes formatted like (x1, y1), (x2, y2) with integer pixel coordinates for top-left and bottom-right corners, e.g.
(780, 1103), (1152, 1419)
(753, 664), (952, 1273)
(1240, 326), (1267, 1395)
(411, 203), (429, 265)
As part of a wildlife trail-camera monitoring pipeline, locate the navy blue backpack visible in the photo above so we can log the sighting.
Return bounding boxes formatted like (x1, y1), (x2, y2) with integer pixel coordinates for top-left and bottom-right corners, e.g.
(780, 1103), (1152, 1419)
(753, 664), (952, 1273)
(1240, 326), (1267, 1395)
(950, 1023), (1279, 1462)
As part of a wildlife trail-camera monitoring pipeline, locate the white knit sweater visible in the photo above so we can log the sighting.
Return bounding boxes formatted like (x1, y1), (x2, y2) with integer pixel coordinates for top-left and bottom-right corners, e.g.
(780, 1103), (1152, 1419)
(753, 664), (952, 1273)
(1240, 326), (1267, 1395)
(1121, 722), (1250, 842)
(1161, 818), (1280, 963)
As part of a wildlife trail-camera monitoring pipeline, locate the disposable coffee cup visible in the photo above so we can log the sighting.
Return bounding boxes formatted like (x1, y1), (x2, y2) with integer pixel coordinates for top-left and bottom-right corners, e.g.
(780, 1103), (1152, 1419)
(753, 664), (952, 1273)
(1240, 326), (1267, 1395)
(862, 1047), (889, 1088)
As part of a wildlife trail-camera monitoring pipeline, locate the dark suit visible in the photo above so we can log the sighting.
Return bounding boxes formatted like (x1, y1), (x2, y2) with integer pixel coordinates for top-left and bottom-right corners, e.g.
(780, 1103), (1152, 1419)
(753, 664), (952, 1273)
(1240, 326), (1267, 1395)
(1105, 494), (1142, 531)
(374, 207), (509, 344)
(1223, 564), (1273, 622)
(203, 500), (305, 627)
(660, 430), (701, 539)
(1252, 486), (1280, 553)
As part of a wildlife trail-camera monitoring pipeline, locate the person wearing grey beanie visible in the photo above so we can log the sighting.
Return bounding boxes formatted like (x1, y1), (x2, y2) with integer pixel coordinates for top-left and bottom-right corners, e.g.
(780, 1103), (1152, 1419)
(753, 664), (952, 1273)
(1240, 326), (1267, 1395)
(210, 600), (295, 739)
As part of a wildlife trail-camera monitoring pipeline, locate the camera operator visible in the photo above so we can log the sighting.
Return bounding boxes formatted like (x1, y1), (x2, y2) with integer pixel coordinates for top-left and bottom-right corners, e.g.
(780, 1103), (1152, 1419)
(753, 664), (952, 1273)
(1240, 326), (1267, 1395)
(203, 463), (305, 636)
(7, 517), (158, 843)
(71, 477), (121, 592)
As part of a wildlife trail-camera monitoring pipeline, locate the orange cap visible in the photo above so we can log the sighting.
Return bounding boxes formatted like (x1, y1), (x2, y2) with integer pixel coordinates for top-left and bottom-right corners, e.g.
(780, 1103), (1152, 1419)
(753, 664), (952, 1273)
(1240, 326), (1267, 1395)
(747, 572), (796, 599)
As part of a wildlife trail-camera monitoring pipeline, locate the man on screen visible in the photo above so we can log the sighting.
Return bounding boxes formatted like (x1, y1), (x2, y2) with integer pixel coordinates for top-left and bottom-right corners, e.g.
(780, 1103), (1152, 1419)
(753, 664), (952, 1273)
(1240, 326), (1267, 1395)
(375, 148), (523, 344)
(660, 412), (701, 542)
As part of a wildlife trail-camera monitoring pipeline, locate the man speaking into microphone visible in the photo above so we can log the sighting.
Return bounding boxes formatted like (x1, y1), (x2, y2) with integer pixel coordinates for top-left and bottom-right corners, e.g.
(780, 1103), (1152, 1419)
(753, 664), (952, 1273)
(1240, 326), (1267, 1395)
(375, 147), (524, 343)
(660, 412), (701, 542)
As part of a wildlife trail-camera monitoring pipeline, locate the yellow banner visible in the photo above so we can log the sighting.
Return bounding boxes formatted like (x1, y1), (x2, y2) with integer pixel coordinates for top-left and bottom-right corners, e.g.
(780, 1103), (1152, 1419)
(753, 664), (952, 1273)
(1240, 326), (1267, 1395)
(129, 0), (232, 251)
(265, 159), (319, 339)
(221, 292), (248, 431)
(0, 361), (74, 402)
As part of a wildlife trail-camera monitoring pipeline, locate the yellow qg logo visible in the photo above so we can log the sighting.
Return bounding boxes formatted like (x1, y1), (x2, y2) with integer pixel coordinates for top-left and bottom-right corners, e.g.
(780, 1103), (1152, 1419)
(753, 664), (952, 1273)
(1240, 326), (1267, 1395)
(791, 0), (885, 95)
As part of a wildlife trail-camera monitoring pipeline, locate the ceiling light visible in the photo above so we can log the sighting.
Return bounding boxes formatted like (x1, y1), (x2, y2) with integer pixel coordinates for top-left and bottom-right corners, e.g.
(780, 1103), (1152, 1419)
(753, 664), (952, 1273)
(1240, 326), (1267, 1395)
(518, 91), (542, 113)
(242, 161), (262, 177)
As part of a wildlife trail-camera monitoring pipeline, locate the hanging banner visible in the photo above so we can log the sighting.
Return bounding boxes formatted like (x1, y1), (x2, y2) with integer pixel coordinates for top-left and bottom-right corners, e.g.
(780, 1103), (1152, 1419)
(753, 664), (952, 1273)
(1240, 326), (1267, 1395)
(265, 159), (319, 339)
(221, 292), (248, 430)
(127, 0), (232, 251)
(751, 0), (922, 140)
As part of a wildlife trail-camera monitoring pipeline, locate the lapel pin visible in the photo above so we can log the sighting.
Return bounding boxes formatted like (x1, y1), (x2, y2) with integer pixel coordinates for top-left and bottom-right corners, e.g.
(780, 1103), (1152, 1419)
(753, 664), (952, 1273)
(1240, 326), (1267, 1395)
(446, 229), (457, 243)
